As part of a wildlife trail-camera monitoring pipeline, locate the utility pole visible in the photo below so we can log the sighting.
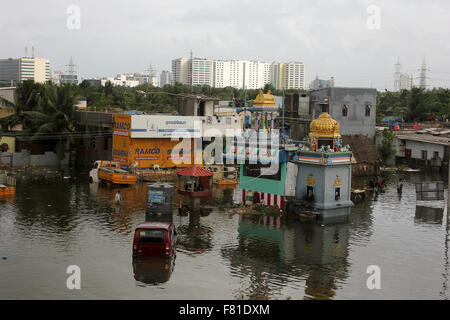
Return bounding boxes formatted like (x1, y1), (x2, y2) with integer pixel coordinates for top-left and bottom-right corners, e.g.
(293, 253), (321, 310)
(282, 89), (285, 142)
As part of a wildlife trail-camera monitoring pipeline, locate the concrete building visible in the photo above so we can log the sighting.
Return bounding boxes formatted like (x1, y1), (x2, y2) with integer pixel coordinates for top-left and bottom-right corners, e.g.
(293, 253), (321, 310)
(213, 60), (230, 88)
(270, 62), (306, 90)
(0, 86), (16, 106)
(60, 74), (78, 84)
(173, 57), (305, 90)
(293, 113), (353, 218)
(309, 87), (377, 142)
(50, 70), (63, 84)
(0, 57), (50, 85)
(190, 58), (214, 87)
(229, 60), (245, 89)
(177, 94), (218, 117)
(394, 132), (449, 171)
(130, 72), (158, 86)
(394, 58), (414, 91)
(309, 76), (332, 90)
(50, 70), (78, 85)
(282, 92), (312, 141)
(160, 70), (173, 87)
(177, 94), (242, 138)
(172, 58), (190, 84)
(399, 73), (413, 90)
(284, 62), (306, 90)
(0, 86), (16, 120)
(85, 73), (154, 88)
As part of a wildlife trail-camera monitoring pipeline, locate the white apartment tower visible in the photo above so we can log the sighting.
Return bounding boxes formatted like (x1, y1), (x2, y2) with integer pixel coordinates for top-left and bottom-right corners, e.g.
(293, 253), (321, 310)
(171, 57), (305, 90)
(190, 58), (214, 86)
(160, 70), (173, 87)
(283, 62), (305, 89)
(0, 57), (50, 85)
(394, 57), (414, 91)
(399, 74), (413, 90)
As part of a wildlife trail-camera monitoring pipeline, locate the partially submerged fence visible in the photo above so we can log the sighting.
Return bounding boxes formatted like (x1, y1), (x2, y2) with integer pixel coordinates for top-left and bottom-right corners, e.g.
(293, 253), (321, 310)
(415, 181), (445, 201)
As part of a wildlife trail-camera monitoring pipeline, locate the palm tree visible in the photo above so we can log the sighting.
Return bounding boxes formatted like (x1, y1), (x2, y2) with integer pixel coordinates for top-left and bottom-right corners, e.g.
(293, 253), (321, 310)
(2, 81), (76, 161)
(30, 84), (76, 160)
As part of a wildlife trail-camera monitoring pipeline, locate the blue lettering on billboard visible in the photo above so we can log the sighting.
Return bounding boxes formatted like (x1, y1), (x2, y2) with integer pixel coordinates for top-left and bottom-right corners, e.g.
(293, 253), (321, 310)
(113, 149), (128, 157)
(113, 121), (131, 130)
(135, 148), (161, 155)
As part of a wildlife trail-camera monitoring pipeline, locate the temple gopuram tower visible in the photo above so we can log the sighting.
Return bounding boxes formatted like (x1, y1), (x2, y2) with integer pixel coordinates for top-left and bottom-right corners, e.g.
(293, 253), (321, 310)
(293, 113), (353, 218)
(252, 90), (278, 132)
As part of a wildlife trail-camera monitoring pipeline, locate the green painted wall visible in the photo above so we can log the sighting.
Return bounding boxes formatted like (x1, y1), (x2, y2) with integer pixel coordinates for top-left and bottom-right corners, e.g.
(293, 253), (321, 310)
(239, 162), (287, 195)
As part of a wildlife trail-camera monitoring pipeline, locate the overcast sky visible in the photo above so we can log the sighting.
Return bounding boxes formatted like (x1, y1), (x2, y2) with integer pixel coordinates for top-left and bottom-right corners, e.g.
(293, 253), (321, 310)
(1, 0), (449, 90)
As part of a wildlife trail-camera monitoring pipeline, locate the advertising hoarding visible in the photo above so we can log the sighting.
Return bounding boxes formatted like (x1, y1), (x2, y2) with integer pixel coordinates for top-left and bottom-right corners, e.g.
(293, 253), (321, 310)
(131, 137), (194, 168)
(131, 115), (202, 138)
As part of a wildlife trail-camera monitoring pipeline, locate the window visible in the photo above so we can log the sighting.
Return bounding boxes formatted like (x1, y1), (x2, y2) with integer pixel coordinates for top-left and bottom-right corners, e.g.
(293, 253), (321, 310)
(421, 150), (427, 160)
(433, 151), (439, 159)
(139, 230), (164, 243)
(342, 105), (348, 117)
(365, 104), (371, 117)
(335, 188), (341, 200)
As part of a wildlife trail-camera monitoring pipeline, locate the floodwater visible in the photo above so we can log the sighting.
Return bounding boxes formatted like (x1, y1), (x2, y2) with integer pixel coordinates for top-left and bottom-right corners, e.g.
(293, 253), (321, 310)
(0, 168), (449, 300)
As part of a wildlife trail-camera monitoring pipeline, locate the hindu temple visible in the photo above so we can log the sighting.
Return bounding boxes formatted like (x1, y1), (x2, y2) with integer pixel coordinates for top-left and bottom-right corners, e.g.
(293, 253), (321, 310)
(292, 112), (354, 218)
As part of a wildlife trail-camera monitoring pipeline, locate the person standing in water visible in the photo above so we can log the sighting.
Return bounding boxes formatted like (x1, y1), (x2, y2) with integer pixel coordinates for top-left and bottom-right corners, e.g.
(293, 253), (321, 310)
(397, 179), (403, 193)
(115, 190), (122, 204)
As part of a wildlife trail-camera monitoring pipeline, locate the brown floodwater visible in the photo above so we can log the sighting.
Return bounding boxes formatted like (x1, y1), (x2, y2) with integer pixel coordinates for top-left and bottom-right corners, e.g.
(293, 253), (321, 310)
(0, 168), (449, 299)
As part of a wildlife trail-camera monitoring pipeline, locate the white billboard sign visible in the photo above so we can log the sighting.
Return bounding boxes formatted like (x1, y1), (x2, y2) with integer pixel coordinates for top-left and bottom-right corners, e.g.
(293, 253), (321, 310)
(131, 115), (202, 138)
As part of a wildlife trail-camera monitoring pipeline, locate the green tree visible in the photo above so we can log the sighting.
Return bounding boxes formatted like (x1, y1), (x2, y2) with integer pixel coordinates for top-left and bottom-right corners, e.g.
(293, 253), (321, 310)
(378, 129), (396, 163)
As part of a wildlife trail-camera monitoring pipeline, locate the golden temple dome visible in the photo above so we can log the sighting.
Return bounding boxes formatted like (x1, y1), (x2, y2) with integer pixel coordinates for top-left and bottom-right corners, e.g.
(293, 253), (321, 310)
(254, 90), (276, 106)
(309, 113), (341, 139)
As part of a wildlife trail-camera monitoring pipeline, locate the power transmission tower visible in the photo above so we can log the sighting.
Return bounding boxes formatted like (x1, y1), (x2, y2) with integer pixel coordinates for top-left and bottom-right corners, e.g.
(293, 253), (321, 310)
(66, 56), (76, 76)
(418, 57), (428, 89)
(394, 57), (401, 91)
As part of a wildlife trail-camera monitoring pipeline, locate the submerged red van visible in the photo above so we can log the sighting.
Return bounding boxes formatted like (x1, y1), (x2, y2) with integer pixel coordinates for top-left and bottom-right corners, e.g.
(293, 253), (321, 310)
(133, 222), (178, 258)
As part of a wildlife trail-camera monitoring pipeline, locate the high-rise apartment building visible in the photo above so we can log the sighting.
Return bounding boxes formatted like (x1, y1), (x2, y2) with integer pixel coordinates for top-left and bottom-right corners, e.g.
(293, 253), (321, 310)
(172, 58), (190, 85)
(190, 58), (214, 86)
(0, 57), (50, 85)
(160, 70), (173, 87)
(283, 62), (305, 90)
(172, 57), (305, 90)
(270, 62), (305, 90)
(213, 60), (230, 88)
(393, 58), (414, 91)
(399, 73), (413, 90)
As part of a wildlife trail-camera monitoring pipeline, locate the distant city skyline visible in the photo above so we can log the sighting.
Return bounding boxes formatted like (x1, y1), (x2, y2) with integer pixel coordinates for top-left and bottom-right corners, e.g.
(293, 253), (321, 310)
(1, 0), (449, 91)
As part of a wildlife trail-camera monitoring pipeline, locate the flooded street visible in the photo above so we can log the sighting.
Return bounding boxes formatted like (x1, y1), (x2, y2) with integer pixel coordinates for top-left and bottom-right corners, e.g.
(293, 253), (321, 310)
(0, 169), (449, 300)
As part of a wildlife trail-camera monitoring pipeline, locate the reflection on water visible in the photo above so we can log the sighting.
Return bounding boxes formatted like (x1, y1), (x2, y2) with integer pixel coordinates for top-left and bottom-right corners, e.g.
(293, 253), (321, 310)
(220, 214), (350, 300)
(133, 256), (175, 286)
(0, 168), (449, 299)
(415, 206), (445, 224)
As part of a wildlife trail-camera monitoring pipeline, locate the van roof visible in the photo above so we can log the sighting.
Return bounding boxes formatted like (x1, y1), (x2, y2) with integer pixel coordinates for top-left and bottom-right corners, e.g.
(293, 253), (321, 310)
(136, 222), (172, 230)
